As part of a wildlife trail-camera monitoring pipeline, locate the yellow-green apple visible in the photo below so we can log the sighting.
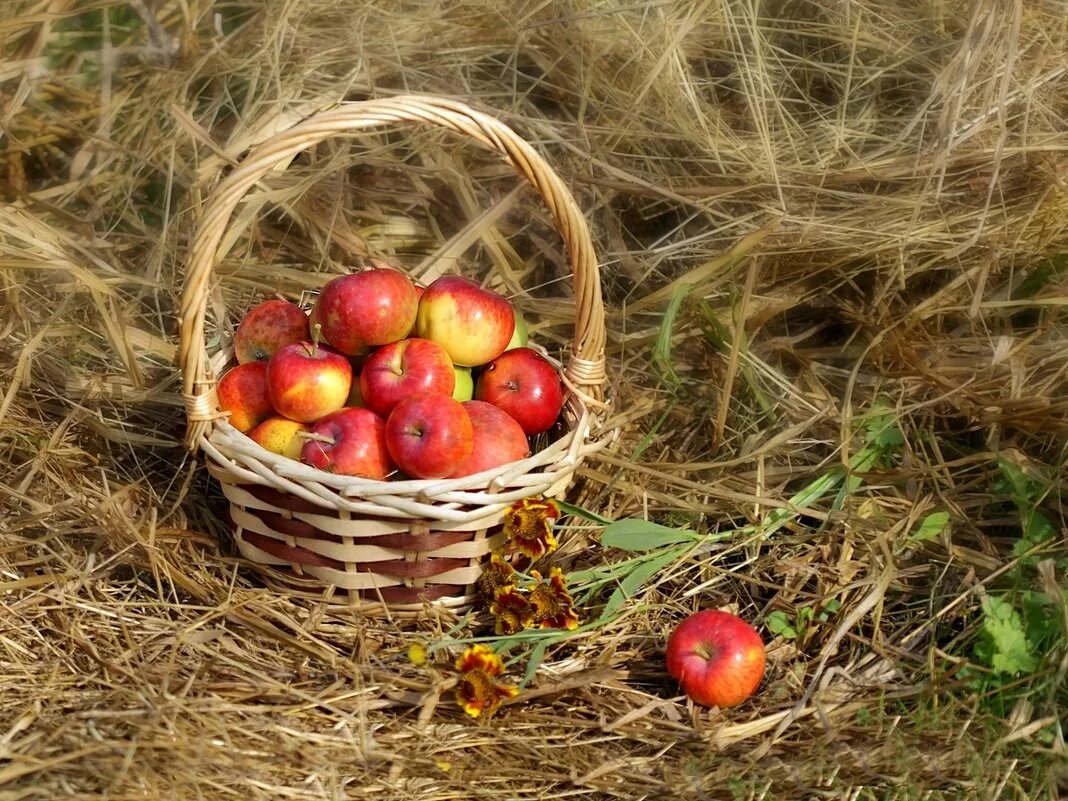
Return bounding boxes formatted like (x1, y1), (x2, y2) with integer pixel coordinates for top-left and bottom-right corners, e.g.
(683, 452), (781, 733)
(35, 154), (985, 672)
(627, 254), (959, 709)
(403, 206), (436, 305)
(311, 268), (419, 355)
(475, 347), (564, 435)
(359, 338), (455, 417)
(415, 276), (514, 366)
(665, 610), (765, 708)
(217, 362), (274, 432)
(300, 407), (393, 479)
(266, 341), (352, 423)
(449, 401), (530, 478)
(249, 416), (310, 459)
(234, 299), (309, 363)
(505, 307), (528, 350)
(384, 393), (473, 479)
(452, 366), (473, 402)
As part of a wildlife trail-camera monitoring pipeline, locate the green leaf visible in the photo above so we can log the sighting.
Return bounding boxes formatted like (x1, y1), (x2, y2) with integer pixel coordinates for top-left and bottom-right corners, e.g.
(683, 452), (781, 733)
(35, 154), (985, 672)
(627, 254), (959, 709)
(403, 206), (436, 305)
(979, 596), (1037, 675)
(556, 500), (612, 525)
(652, 283), (694, 386)
(600, 519), (698, 551)
(911, 510), (950, 542)
(599, 548), (682, 621)
(863, 399), (905, 451)
(520, 639), (551, 690)
(766, 611), (797, 639)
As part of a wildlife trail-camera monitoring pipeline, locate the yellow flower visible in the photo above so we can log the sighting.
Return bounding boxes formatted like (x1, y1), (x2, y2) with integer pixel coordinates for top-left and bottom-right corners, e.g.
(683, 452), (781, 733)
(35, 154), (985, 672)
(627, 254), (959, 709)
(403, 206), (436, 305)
(527, 567), (579, 631)
(504, 496), (560, 560)
(454, 645), (518, 719)
(490, 585), (533, 635)
(477, 552), (517, 599)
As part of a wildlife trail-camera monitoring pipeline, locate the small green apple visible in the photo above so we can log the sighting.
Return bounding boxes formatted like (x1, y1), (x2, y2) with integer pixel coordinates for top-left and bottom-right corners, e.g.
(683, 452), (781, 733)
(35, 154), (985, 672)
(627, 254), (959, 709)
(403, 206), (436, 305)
(452, 366), (474, 401)
(506, 308), (528, 350)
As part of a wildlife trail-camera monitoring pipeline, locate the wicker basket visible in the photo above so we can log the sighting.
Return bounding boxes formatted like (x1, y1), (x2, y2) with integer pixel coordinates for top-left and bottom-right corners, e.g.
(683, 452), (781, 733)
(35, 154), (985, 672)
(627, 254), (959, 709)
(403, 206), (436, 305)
(179, 95), (611, 616)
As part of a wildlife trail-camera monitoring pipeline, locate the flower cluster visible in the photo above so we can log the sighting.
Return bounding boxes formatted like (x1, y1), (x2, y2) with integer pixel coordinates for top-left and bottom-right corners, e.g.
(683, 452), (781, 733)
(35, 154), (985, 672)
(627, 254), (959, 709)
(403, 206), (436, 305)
(452, 496), (580, 718)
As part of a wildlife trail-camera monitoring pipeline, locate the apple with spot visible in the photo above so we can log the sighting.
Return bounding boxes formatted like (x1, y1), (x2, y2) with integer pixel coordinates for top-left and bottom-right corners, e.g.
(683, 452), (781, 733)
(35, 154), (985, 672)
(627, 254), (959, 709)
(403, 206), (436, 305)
(233, 299), (309, 363)
(249, 416), (311, 459)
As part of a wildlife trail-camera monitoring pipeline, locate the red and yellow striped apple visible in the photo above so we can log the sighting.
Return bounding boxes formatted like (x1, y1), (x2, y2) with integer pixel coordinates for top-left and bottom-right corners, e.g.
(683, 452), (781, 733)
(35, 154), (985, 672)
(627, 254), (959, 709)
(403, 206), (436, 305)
(266, 341), (352, 423)
(218, 362), (274, 432)
(300, 407), (392, 479)
(415, 276), (514, 367)
(359, 338), (455, 417)
(311, 268), (419, 355)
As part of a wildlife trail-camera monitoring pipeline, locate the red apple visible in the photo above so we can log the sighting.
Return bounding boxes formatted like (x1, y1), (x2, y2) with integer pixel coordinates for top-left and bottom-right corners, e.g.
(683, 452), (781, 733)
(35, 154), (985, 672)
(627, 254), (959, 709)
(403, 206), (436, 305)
(300, 407), (392, 479)
(359, 338), (455, 417)
(266, 341), (352, 423)
(249, 416), (310, 459)
(217, 362), (274, 432)
(234, 299), (309, 364)
(310, 269), (418, 355)
(449, 401), (530, 478)
(415, 276), (514, 366)
(665, 610), (766, 708)
(384, 394), (473, 479)
(475, 347), (564, 435)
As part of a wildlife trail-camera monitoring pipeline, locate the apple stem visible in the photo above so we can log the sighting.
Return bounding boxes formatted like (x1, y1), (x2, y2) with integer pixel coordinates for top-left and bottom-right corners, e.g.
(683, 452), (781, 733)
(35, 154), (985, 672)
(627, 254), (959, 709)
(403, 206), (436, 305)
(311, 322), (322, 358)
(297, 431), (335, 446)
(693, 644), (713, 661)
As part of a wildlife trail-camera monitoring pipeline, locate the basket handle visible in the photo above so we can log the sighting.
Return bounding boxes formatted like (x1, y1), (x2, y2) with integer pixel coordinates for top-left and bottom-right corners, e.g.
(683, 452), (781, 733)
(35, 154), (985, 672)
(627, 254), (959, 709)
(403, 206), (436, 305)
(179, 95), (607, 450)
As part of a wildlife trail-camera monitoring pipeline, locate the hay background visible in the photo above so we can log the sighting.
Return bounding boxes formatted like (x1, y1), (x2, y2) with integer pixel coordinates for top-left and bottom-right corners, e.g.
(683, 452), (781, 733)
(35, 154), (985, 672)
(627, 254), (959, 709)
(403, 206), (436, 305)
(1, 1), (1066, 798)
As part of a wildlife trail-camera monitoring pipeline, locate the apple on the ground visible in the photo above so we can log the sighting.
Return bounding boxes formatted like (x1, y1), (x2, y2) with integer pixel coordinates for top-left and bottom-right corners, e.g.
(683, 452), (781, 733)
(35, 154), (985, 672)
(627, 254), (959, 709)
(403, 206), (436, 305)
(359, 338), (455, 417)
(249, 416), (310, 459)
(384, 393), (473, 479)
(475, 347), (564, 435)
(266, 341), (352, 423)
(452, 366), (473, 402)
(415, 276), (514, 367)
(218, 361), (275, 432)
(311, 268), (419, 355)
(300, 407), (393, 479)
(449, 401), (530, 478)
(665, 610), (765, 708)
(234, 299), (309, 364)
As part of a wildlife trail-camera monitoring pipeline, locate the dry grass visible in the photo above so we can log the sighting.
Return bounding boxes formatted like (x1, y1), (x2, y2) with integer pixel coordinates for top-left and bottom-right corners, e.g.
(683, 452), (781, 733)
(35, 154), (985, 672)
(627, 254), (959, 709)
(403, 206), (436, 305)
(2, 1), (1067, 798)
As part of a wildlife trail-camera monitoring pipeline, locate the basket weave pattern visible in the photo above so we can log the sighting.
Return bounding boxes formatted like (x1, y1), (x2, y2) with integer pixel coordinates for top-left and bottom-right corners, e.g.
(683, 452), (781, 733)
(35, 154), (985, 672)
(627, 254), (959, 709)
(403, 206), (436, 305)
(179, 96), (610, 613)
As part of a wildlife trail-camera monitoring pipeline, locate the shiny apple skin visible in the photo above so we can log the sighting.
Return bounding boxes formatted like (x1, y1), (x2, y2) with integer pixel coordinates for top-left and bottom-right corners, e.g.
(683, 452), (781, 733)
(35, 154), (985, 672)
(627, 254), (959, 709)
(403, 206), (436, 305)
(475, 347), (564, 435)
(665, 610), (766, 708)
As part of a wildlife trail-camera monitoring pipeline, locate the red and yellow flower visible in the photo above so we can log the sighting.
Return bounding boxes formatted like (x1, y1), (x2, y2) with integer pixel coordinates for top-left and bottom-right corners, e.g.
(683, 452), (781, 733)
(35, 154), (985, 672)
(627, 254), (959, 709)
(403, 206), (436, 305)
(490, 585), (533, 635)
(454, 645), (518, 719)
(477, 552), (517, 599)
(504, 496), (560, 560)
(527, 567), (580, 631)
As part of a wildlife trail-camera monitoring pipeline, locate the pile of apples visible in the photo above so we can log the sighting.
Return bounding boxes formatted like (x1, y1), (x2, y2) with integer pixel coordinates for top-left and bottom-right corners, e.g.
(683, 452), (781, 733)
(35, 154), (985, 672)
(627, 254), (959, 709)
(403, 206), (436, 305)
(216, 268), (565, 481)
